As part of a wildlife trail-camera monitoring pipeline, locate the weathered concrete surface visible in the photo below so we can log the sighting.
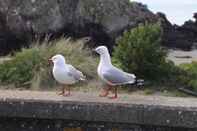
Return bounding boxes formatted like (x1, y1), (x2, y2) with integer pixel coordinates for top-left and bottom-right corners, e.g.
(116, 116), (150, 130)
(0, 90), (196, 130)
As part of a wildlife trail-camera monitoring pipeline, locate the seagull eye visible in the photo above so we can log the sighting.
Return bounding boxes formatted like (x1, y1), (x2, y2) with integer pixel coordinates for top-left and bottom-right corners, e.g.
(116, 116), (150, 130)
(53, 58), (57, 61)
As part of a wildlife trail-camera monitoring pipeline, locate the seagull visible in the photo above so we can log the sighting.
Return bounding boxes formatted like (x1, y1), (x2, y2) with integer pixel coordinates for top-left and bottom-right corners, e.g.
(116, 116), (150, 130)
(94, 46), (136, 99)
(49, 54), (85, 96)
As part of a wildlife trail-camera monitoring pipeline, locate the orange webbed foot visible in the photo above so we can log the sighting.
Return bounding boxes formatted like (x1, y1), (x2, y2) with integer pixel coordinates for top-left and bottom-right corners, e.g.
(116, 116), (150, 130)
(99, 89), (109, 97)
(63, 92), (71, 97)
(108, 95), (118, 99)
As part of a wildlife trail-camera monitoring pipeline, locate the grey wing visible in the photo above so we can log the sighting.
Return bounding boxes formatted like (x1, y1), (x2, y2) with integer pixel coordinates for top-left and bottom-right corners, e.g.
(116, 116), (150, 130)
(67, 65), (85, 80)
(102, 67), (136, 85)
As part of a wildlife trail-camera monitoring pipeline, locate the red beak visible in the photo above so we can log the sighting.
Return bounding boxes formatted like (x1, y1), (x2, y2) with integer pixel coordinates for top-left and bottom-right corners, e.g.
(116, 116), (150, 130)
(48, 58), (53, 65)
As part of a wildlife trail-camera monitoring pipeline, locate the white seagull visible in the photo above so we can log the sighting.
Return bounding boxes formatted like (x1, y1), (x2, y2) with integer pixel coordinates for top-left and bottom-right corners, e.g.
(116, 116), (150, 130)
(49, 54), (85, 96)
(94, 46), (136, 99)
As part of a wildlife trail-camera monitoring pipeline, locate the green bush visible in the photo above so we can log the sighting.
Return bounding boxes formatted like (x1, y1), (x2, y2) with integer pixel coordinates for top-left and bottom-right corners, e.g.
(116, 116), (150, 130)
(179, 62), (197, 92)
(0, 38), (97, 89)
(113, 23), (176, 81)
(0, 48), (43, 87)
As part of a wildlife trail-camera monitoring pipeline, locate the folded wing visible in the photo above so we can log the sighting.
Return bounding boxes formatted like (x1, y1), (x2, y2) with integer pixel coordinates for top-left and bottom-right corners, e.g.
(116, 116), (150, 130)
(67, 65), (86, 81)
(102, 67), (136, 85)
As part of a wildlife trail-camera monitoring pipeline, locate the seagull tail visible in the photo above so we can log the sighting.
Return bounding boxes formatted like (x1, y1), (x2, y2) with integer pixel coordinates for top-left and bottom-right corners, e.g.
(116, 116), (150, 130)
(80, 75), (86, 81)
(135, 78), (144, 86)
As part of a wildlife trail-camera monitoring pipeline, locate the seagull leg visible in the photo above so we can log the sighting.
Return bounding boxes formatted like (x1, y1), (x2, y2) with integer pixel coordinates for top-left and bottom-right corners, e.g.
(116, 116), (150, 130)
(68, 86), (71, 96)
(63, 86), (71, 96)
(108, 87), (118, 99)
(58, 86), (65, 95)
(99, 85), (110, 97)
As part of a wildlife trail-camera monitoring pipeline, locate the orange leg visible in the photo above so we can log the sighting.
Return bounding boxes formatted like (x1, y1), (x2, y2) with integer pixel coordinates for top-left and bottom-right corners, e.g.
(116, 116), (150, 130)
(108, 87), (118, 99)
(58, 86), (65, 95)
(99, 85), (111, 97)
(57, 86), (71, 96)
(63, 86), (71, 97)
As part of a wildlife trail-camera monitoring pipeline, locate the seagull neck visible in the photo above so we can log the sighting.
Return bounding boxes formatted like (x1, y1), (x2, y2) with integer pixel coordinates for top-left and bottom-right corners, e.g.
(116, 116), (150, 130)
(54, 61), (67, 68)
(100, 53), (112, 66)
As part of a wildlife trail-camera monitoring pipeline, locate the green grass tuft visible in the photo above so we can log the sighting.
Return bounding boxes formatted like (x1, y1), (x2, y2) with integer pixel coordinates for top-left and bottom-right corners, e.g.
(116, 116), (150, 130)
(179, 61), (197, 92)
(0, 37), (98, 90)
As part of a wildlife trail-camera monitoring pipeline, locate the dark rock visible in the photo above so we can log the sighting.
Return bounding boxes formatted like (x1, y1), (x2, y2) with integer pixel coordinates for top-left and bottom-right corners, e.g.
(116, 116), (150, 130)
(194, 13), (197, 21)
(0, 11), (30, 55)
(1, 0), (197, 55)
(178, 13), (197, 48)
(0, 0), (157, 55)
(157, 12), (194, 50)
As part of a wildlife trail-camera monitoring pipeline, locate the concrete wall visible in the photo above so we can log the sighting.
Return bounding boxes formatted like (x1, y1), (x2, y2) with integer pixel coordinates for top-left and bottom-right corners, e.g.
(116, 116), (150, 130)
(0, 118), (195, 131)
(0, 90), (196, 131)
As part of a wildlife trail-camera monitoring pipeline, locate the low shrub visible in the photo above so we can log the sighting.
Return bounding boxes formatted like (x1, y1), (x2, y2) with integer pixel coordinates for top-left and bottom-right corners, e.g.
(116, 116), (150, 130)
(0, 48), (42, 87)
(0, 38), (97, 89)
(179, 62), (197, 92)
(113, 23), (173, 81)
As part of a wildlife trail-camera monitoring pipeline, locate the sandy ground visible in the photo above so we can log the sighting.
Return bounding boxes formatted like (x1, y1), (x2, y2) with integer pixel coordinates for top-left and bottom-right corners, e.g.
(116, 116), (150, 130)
(167, 49), (197, 65)
(0, 57), (11, 64)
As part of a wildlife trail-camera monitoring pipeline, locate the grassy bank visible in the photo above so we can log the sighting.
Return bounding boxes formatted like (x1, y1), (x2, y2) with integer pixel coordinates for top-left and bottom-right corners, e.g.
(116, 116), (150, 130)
(0, 28), (196, 97)
(0, 38), (100, 91)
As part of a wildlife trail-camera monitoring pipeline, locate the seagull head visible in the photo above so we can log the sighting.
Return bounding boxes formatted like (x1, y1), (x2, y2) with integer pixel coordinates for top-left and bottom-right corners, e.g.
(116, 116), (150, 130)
(94, 46), (109, 55)
(48, 54), (66, 66)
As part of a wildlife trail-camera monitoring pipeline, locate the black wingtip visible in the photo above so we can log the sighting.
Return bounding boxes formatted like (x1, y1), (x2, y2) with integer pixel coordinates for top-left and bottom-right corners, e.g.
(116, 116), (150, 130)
(135, 79), (145, 87)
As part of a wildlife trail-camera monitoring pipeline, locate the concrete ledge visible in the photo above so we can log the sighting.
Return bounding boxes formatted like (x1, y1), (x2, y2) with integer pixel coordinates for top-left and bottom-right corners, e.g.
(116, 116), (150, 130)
(0, 90), (197, 129)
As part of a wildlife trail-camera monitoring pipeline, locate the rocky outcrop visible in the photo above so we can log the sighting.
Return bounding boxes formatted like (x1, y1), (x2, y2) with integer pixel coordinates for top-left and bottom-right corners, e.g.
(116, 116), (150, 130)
(1, 0), (196, 55)
(178, 13), (197, 48)
(157, 12), (197, 50)
(157, 12), (192, 50)
(0, 0), (157, 55)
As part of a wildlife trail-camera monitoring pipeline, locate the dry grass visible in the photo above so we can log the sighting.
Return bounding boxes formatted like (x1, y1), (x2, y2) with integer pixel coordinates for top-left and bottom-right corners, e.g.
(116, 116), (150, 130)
(0, 37), (192, 97)
(0, 37), (100, 91)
